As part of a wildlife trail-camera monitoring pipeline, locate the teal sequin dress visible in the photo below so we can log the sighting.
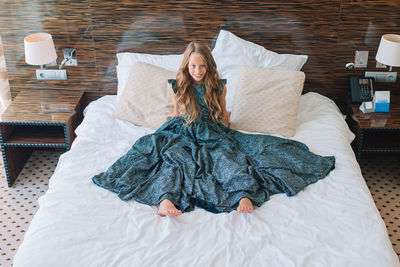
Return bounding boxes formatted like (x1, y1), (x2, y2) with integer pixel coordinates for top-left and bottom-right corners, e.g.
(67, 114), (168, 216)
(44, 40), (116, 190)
(92, 79), (335, 213)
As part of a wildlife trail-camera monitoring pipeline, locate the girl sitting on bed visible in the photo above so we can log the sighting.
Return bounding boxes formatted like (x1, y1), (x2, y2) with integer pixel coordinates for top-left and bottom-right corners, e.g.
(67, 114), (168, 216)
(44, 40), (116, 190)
(92, 41), (335, 217)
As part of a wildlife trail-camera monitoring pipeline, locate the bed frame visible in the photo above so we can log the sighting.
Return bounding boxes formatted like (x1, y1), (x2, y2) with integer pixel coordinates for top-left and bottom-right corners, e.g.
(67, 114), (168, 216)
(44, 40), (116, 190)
(1, 0), (399, 111)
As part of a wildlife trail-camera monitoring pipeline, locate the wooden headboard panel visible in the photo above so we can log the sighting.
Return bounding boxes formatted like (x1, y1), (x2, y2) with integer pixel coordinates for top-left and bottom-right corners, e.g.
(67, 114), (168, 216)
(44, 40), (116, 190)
(1, 0), (400, 110)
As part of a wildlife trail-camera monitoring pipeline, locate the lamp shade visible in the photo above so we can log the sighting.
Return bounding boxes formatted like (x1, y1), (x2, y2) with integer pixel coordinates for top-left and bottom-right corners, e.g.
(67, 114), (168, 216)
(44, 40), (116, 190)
(375, 34), (400, 67)
(24, 32), (57, 65)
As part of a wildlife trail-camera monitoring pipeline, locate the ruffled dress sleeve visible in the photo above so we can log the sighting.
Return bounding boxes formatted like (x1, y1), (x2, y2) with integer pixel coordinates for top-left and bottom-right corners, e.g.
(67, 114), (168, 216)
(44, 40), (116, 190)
(168, 79), (178, 94)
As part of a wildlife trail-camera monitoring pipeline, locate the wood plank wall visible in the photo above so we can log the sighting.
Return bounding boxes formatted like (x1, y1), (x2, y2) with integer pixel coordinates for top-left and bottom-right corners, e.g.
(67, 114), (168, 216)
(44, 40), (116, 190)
(0, 0), (399, 111)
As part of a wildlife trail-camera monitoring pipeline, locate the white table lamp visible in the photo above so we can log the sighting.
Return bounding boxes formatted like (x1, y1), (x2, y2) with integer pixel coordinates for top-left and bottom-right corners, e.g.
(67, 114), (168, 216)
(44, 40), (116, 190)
(24, 33), (57, 67)
(375, 34), (400, 71)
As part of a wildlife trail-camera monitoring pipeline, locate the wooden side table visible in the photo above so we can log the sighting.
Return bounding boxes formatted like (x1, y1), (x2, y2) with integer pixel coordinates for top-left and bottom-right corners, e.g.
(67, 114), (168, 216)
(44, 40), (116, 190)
(0, 90), (84, 187)
(346, 94), (400, 160)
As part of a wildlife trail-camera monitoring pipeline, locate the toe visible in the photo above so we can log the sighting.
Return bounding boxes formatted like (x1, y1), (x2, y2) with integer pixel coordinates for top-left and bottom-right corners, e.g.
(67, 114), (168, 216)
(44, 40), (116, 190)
(167, 210), (175, 216)
(172, 210), (181, 216)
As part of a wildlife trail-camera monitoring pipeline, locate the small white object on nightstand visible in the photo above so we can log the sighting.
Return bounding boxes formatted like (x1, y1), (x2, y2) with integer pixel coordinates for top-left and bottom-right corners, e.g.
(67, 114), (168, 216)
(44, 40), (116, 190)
(360, 101), (374, 113)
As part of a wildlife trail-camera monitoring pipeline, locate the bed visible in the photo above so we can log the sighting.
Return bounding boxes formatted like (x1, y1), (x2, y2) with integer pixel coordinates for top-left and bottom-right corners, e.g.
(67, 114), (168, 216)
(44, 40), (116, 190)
(13, 30), (399, 266)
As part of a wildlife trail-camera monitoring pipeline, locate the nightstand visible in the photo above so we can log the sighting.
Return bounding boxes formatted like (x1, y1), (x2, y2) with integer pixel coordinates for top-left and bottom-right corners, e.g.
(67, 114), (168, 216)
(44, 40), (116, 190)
(346, 94), (400, 160)
(0, 90), (84, 187)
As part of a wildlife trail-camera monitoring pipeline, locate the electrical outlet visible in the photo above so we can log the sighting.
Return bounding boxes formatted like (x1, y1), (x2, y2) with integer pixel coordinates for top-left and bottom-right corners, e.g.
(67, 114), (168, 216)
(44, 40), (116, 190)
(36, 69), (67, 80)
(365, 71), (397, 83)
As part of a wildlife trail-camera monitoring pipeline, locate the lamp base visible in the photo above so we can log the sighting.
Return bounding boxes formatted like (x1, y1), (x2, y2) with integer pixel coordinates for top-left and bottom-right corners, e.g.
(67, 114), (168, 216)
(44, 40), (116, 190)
(36, 69), (67, 80)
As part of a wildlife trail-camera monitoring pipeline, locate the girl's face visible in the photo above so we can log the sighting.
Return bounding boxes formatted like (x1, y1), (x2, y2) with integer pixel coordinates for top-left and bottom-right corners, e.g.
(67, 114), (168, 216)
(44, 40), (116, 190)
(188, 52), (207, 84)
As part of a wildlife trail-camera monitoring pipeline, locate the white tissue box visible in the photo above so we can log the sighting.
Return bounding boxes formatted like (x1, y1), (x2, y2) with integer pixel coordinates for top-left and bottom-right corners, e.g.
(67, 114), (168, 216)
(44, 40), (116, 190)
(373, 91), (390, 112)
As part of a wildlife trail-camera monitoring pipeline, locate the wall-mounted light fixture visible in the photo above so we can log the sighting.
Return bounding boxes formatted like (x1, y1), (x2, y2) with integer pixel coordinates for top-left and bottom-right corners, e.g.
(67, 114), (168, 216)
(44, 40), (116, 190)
(376, 34), (400, 71)
(24, 32), (67, 80)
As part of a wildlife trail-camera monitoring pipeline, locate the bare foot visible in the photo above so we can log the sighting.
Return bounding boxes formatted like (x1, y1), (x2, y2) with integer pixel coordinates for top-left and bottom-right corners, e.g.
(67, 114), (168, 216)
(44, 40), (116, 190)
(237, 198), (253, 213)
(157, 199), (182, 216)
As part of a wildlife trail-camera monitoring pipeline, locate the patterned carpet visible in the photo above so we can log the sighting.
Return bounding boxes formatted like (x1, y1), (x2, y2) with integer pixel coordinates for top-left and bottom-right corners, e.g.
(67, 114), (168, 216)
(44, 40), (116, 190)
(0, 151), (399, 266)
(360, 154), (400, 259)
(0, 151), (62, 267)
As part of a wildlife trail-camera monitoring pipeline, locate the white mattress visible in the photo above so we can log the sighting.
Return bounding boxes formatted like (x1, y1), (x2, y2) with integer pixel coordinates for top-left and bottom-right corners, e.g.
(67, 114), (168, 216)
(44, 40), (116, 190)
(13, 93), (400, 267)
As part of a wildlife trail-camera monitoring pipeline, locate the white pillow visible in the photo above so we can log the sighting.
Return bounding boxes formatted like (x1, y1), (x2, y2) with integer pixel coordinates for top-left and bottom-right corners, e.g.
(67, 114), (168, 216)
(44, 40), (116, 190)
(212, 30), (308, 111)
(116, 52), (183, 96)
(113, 62), (176, 130)
(230, 66), (305, 138)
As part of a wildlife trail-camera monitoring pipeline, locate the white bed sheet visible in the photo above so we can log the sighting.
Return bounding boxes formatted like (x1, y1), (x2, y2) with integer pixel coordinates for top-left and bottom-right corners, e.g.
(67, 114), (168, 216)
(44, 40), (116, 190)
(14, 92), (400, 267)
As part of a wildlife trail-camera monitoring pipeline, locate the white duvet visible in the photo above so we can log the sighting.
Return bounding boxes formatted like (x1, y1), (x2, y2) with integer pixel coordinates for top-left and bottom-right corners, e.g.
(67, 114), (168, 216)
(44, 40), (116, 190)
(14, 93), (399, 267)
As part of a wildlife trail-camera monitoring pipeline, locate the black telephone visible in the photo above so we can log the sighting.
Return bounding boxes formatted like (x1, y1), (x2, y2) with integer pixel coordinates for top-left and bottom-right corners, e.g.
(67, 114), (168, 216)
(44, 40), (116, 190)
(350, 76), (375, 103)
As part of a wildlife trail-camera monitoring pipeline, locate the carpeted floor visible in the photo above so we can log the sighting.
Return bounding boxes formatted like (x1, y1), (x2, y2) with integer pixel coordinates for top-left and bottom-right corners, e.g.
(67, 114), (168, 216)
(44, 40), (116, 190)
(0, 151), (63, 266)
(360, 154), (400, 259)
(0, 151), (399, 266)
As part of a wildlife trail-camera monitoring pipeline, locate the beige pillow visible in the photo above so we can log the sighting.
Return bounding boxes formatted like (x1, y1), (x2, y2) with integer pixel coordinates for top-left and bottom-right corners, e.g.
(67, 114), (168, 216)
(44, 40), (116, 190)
(113, 62), (176, 129)
(230, 66), (305, 137)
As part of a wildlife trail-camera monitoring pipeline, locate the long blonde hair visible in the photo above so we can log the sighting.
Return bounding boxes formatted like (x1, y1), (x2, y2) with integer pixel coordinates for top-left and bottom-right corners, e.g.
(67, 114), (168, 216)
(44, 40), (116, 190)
(176, 41), (222, 125)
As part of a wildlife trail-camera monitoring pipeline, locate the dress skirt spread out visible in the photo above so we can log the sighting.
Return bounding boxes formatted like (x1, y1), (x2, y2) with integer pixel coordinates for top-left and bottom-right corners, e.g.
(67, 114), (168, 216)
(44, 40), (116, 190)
(92, 79), (335, 213)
